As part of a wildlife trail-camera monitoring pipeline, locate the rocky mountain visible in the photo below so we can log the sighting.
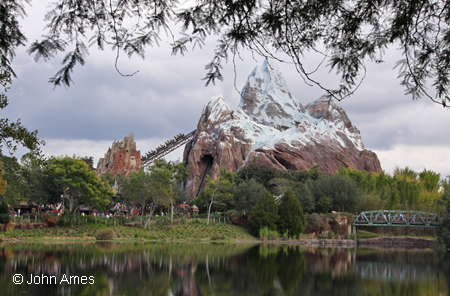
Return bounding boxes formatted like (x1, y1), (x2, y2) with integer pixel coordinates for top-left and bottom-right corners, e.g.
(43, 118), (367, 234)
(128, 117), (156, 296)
(183, 59), (381, 198)
(96, 133), (142, 177)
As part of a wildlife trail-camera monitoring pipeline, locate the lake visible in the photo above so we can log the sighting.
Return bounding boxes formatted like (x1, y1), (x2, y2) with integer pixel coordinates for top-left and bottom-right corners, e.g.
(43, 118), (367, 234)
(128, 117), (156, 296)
(0, 242), (448, 295)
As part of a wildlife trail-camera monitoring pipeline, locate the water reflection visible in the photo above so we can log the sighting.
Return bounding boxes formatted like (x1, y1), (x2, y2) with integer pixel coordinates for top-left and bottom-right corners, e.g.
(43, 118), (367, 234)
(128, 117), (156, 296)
(0, 242), (447, 296)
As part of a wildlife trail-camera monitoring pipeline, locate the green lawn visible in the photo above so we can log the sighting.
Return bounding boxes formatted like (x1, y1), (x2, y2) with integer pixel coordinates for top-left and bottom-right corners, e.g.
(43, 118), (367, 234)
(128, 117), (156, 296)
(0, 218), (258, 242)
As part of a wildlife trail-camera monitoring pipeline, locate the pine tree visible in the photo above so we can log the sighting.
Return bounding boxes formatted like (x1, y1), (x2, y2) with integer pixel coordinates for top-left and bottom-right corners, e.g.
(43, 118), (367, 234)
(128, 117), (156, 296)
(249, 191), (278, 236)
(277, 188), (305, 237)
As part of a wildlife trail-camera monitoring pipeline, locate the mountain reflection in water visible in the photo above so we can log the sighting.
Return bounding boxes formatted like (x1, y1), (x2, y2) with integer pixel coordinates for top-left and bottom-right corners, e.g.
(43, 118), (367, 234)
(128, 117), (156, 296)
(0, 242), (448, 296)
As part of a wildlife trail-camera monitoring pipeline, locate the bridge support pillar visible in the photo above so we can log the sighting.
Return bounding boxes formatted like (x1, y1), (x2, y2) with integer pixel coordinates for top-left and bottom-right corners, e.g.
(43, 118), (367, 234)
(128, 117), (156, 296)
(353, 225), (357, 246)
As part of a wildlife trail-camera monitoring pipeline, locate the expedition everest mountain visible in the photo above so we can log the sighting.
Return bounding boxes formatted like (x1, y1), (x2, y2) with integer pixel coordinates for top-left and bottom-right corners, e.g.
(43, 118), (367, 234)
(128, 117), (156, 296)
(183, 59), (381, 198)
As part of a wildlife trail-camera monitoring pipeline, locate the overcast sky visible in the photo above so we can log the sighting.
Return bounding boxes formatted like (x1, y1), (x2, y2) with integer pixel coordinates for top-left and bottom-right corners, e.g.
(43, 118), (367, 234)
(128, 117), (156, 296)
(4, 1), (450, 179)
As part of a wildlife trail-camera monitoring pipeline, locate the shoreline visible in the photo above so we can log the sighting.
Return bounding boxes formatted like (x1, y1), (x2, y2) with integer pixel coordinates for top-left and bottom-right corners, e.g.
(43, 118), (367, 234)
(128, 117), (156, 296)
(259, 236), (438, 249)
(0, 235), (438, 250)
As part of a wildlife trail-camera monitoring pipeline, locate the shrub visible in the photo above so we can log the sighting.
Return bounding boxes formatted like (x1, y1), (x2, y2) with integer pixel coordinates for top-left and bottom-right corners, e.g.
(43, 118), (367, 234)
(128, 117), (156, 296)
(43, 215), (59, 226)
(5, 223), (15, 232)
(0, 214), (9, 224)
(0, 204), (9, 224)
(95, 229), (116, 240)
(156, 216), (171, 225)
(180, 216), (187, 225)
(259, 227), (270, 240)
(267, 229), (279, 240)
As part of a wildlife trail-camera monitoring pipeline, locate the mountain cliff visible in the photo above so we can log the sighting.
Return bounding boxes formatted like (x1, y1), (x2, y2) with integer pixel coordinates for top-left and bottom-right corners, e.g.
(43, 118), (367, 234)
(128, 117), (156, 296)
(96, 133), (142, 177)
(183, 59), (381, 198)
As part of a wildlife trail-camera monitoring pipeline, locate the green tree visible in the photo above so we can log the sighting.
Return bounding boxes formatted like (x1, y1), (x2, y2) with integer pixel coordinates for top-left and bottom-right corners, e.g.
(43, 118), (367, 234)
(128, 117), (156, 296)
(127, 159), (190, 226)
(123, 169), (152, 218)
(249, 191), (279, 237)
(0, 155), (28, 205)
(316, 196), (333, 214)
(419, 169), (441, 192)
(152, 159), (189, 223)
(233, 178), (266, 214)
(100, 172), (116, 190)
(269, 178), (315, 213)
(0, 161), (6, 195)
(0, 203), (9, 223)
(20, 153), (55, 209)
(201, 168), (235, 225)
(277, 189), (305, 237)
(308, 174), (361, 213)
(49, 156), (112, 225)
(440, 189), (450, 251)
(237, 164), (278, 189)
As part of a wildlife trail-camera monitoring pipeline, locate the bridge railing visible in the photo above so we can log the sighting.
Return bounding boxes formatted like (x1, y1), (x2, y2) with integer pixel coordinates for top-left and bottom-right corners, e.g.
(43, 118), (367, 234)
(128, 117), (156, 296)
(353, 210), (442, 227)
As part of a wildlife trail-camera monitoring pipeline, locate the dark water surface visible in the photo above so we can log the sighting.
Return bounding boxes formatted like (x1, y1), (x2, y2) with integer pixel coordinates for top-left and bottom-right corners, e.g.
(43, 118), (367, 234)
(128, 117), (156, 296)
(0, 242), (448, 296)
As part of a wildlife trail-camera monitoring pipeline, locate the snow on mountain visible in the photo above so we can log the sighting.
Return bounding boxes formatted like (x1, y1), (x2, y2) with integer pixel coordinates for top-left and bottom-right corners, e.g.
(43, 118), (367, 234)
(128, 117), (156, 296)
(202, 59), (364, 153)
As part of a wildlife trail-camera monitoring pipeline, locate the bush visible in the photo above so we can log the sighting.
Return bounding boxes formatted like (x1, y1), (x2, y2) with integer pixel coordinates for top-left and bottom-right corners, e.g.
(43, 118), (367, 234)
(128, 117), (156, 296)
(156, 216), (171, 225)
(0, 214), (9, 224)
(0, 204), (8, 215)
(0, 204), (9, 224)
(95, 229), (116, 240)
(43, 214), (59, 226)
(438, 190), (450, 251)
(283, 230), (289, 240)
(268, 230), (279, 240)
(259, 227), (270, 240)
(259, 227), (280, 240)
(5, 222), (15, 232)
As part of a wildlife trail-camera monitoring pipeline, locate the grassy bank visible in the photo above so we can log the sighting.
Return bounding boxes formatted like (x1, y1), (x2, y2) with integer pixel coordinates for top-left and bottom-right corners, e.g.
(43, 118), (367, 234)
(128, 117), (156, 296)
(0, 219), (258, 242)
(0, 215), (439, 243)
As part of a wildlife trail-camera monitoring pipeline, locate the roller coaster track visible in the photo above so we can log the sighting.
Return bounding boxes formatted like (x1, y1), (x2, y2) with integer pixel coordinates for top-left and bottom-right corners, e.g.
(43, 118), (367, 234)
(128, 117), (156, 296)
(141, 130), (196, 166)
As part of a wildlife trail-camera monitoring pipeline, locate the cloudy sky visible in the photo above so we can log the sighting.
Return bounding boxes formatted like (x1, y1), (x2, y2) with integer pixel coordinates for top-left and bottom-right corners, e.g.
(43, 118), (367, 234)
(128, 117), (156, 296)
(4, 1), (450, 179)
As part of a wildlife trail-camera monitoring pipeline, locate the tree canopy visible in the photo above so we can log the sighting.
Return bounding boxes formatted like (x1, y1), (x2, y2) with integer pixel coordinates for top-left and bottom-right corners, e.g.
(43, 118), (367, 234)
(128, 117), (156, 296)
(49, 156), (112, 222)
(3, 0), (450, 107)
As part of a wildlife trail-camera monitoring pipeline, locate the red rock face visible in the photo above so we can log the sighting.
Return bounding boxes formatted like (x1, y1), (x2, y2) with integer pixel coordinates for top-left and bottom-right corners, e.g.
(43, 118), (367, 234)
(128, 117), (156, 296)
(183, 59), (382, 199)
(96, 133), (142, 177)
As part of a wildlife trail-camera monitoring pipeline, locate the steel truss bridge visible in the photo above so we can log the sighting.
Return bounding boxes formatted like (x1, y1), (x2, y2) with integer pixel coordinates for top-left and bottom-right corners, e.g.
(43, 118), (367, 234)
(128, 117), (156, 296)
(353, 210), (442, 227)
(141, 130), (196, 166)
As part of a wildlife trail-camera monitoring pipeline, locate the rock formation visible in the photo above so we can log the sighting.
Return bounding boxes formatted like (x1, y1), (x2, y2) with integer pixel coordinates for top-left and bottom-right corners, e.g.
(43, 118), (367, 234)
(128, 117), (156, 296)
(96, 133), (142, 177)
(183, 59), (382, 198)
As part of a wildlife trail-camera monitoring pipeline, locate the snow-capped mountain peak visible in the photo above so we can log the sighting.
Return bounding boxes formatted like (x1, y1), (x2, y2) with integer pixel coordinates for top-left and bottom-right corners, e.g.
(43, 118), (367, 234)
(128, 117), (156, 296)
(238, 59), (306, 131)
